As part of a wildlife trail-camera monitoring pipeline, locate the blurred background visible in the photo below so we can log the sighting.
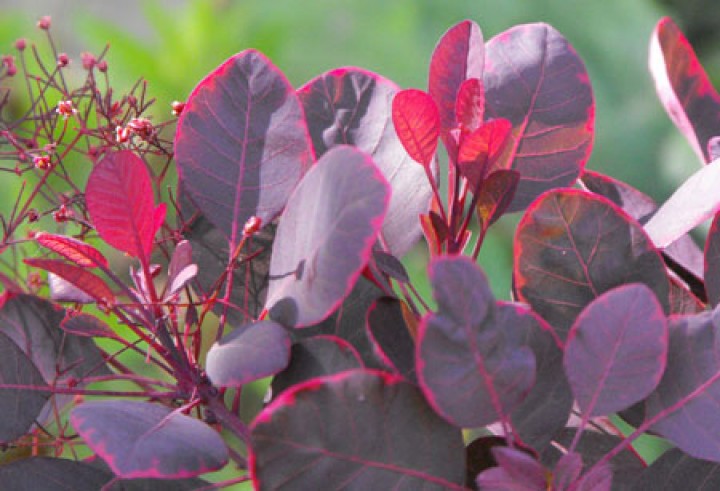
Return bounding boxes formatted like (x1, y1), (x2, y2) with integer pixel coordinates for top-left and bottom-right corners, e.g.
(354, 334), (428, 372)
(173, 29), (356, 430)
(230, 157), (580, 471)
(1, 0), (719, 297)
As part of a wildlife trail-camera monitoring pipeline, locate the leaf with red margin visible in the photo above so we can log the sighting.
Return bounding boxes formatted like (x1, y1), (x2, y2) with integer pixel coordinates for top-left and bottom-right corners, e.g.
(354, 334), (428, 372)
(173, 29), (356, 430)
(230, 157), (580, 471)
(476, 170), (520, 230)
(392, 89), (440, 166)
(455, 78), (484, 133)
(649, 17), (720, 164)
(270, 335), (363, 398)
(475, 447), (546, 491)
(366, 297), (417, 383)
(61, 312), (116, 338)
(429, 20), (484, 137)
(85, 151), (159, 259)
(175, 50), (313, 245)
(0, 457), (112, 490)
(250, 369), (466, 490)
(265, 146), (390, 328)
(484, 23), (594, 213)
(71, 400), (228, 479)
(514, 189), (670, 341)
(24, 258), (114, 304)
(645, 310), (720, 462)
(705, 213), (720, 306)
(417, 256), (535, 428)
(644, 159), (720, 248)
(564, 284), (667, 417)
(35, 232), (108, 268)
(634, 448), (720, 490)
(0, 331), (49, 443)
(581, 170), (704, 284)
(299, 67), (431, 257)
(205, 320), (291, 387)
(505, 302), (572, 452)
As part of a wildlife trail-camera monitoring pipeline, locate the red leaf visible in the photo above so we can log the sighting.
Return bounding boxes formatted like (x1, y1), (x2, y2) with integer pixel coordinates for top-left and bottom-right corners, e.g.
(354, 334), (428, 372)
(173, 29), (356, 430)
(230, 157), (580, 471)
(85, 151), (157, 259)
(455, 78), (485, 133)
(457, 118), (512, 190)
(650, 17), (720, 164)
(476, 170), (520, 230)
(35, 232), (108, 268)
(429, 20), (484, 136)
(24, 258), (114, 303)
(392, 89), (440, 167)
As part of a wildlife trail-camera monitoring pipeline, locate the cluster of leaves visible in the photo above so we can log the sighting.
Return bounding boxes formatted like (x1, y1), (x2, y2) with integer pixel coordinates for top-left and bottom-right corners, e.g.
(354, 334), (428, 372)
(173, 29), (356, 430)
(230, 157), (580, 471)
(2, 12), (720, 491)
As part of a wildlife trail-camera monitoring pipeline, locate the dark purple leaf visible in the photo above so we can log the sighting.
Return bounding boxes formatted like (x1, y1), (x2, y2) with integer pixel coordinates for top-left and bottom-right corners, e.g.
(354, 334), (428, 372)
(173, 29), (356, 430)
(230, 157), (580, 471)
(84, 459), (211, 491)
(251, 369), (466, 490)
(514, 189), (670, 340)
(475, 447), (546, 491)
(366, 297), (417, 383)
(60, 312), (116, 338)
(166, 240), (196, 297)
(573, 462), (612, 491)
(705, 213), (720, 306)
(581, 170), (705, 280)
(644, 159), (720, 248)
(710, 136), (720, 161)
(392, 88), (440, 166)
(270, 335), (363, 398)
(186, 208), (275, 324)
(428, 20), (484, 137)
(564, 284), (667, 417)
(0, 457), (113, 490)
(86, 151), (160, 259)
(0, 331), (49, 442)
(634, 448), (720, 491)
(299, 67), (432, 257)
(669, 277), (705, 315)
(372, 249), (409, 283)
(24, 258), (115, 304)
(206, 320), (291, 387)
(506, 302), (572, 451)
(0, 294), (109, 422)
(645, 310), (720, 461)
(265, 145), (389, 327)
(35, 232), (108, 268)
(484, 23), (594, 212)
(417, 256), (535, 427)
(650, 17), (720, 164)
(476, 170), (520, 230)
(71, 400), (228, 479)
(175, 50), (313, 244)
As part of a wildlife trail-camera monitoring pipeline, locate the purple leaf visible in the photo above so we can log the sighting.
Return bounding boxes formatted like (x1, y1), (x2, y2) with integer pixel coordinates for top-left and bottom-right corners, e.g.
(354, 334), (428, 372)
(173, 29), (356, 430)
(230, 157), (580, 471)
(0, 457), (113, 490)
(0, 331), (49, 443)
(428, 20), (484, 137)
(649, 17), (720, 164)
(175, 50), (313, 245)
(514, 189), (670, 340)
(476, 169), (520, 230)
(85, 151), (159, 259)
(634, 448), (720, 490)
(270, 335), (363, 398)
(71, 400), (228, 479)
(465, 436), (506, 488)
(475, 447), (546, 491)
(265, 145), (390, 327)
(572, 462), (613, 491)
(564, 284), (667, 417)
(417, 256), (535, 427)
(166, 240), (196, 297)
(48, 272), (94, 304)
(0, 294), (109, 422)
(645, 310), (720, 461)
(705, 213), (720, 306)
(366, 297), (417, 383)
(484, 23), (594, 212)
(372, 249), (409, 283)
(644, 159), (720, 248)
(205, 320), (291, 387)
(251, 369), (466, 490)
(506, 302), (572, 451)
(299, 67), (432, 257)
(581, 170), (704, 286)
(553, 452), (583, 490)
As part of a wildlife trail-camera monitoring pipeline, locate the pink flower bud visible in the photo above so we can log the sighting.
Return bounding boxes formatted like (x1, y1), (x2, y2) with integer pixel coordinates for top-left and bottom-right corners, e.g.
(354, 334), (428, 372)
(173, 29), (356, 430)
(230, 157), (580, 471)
(37, 16), (51, 30)
(81, 52), (96, 70)
(56, 100), (77, 119)
(57, 53), (69, 67)
(171, 100), (186, 117)
(14, 38), (26, 51)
